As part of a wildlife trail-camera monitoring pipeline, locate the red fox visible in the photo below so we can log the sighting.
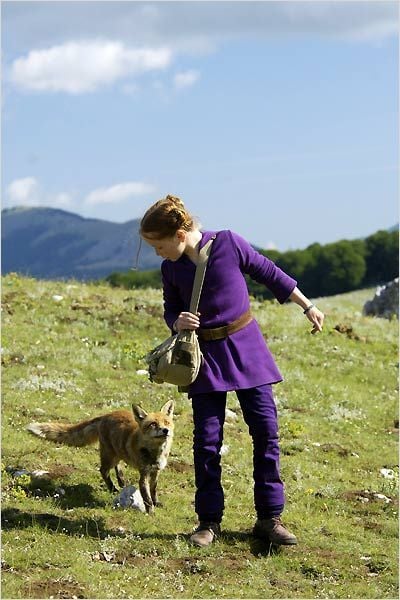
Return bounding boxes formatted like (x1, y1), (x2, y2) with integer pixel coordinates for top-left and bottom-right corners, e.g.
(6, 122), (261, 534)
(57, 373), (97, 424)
(27, 400), (174, 513)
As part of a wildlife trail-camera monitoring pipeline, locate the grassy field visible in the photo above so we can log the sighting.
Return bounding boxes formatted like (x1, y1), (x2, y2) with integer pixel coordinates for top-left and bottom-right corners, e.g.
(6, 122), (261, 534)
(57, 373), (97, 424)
(1, 273), (398, 599)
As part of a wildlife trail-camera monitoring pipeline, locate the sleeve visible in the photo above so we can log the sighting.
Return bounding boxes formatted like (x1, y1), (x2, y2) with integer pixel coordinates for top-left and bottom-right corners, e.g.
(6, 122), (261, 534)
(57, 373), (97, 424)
(161, 262), (185, 331)
(228, 230), (297, 304)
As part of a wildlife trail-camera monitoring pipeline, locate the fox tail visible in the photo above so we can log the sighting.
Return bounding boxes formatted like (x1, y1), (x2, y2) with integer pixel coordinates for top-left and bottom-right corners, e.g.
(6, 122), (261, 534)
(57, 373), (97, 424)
(27, 417), (102, 447)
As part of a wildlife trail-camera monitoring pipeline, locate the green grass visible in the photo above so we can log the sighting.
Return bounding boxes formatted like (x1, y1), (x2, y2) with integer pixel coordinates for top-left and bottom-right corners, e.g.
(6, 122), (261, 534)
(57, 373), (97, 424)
(2, 273), (398, 599)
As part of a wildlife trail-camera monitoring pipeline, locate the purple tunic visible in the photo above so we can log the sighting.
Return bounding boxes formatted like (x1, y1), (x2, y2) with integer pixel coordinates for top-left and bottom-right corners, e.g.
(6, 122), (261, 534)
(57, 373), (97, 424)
(161, 230), (297, 396)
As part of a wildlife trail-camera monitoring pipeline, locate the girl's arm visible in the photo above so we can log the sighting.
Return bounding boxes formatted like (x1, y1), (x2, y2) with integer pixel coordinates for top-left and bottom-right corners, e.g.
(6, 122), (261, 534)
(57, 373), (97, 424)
(289, 287), (325, 335)
(161, 263), (185, 332)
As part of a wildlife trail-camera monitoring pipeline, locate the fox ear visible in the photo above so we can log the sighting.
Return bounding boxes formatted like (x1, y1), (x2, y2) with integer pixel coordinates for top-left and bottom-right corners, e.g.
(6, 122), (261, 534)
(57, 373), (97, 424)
(132, 404), (148, 421)
(161, 400), (174, 417)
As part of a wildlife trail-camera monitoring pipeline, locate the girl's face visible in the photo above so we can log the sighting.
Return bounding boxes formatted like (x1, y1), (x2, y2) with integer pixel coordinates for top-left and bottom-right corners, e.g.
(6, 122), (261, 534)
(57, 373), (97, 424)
(142, 230), (186, 261)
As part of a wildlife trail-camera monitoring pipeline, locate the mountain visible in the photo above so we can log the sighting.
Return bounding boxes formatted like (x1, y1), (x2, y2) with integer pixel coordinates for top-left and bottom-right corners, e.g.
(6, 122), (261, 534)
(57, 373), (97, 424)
(1, 206), (161, 280)
(2, 206), (397, 282)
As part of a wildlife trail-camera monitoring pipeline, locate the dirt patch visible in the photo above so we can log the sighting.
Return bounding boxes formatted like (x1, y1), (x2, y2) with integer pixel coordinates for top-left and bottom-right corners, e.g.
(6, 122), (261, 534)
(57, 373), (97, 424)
(2, 352), (26, 366)
(1, 560), (16, 573)
(168, 459), (193, 473)
(342, 490), (395, 504)
(24, 576), (85, 599)
(133, 303), (163, 317)
(333, 323), (366, 342)
(122, 555), (153, 567)
(165, 555), (246, 573)
(366, 559), (391, 574)
(362, 521), (384, 533)
(320, 443), (350, 457)
(387, 418), (399, 435)
(57, 315), (79, 324)
(47, 464), (76, 479)
(93, 551), (246, 574)
(312, 548), (343, 561)
(162, 557), (212, 575)
(300, 563), (323, 579)
(216, 553), (249, 570)
(70, 302), (94, 314)
(28, 464), (76, 483)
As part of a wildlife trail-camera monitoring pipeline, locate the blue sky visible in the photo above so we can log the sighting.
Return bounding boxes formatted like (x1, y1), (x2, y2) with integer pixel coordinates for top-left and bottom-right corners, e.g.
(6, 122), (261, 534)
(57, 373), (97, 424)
(2, 1), (398, 251)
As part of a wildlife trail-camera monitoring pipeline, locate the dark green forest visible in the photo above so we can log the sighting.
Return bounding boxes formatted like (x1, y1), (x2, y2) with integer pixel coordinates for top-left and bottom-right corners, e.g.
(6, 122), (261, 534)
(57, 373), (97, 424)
(106, 229), (398, 300)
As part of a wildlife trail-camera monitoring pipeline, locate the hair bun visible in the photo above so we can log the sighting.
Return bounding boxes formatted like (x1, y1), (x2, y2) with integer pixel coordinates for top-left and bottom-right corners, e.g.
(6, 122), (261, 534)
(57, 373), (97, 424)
(140, 194), (195, 238)
(165, 194), (185, 209)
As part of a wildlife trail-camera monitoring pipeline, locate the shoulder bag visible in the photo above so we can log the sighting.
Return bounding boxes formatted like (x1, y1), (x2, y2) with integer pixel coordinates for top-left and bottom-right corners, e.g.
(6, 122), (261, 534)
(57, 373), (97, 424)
(145, 235), (215, 386)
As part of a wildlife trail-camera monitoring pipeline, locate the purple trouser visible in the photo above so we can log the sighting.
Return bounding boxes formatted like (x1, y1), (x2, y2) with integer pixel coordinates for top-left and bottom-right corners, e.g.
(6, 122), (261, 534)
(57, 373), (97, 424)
(192, 384), (284, 523)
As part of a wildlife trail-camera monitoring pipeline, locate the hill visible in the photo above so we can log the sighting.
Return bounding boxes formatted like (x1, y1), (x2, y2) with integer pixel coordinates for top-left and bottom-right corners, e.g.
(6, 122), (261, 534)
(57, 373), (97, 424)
(1, 274), (398, 599)
(1, 206), (161, 279)
(1, 207), (397, 291)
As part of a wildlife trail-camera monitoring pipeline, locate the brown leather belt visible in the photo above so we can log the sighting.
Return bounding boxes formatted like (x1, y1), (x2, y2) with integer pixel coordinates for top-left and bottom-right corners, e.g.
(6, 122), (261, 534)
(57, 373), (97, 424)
(197, 309), (253, 341)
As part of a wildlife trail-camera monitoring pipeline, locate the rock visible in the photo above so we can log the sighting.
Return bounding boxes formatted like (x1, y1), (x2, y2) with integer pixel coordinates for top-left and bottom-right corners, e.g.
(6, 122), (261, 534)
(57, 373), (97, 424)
(30, 469), (51, 479)
(113, 485), (146, 512)
(380, 468), (395, 479)
(363, 278), (399, 319)
(373, 493), (392, 503)
(8, 468), (30, 478)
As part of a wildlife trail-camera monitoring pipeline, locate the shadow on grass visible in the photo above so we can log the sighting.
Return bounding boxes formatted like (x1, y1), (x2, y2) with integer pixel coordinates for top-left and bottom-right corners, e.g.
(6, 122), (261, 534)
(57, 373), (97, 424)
(56, 483), (108, 509)
(2, 508), (282, 557)
(222, 529), (282, 557)
(25, 481), (109, 508)
(1, 507), (119, 539)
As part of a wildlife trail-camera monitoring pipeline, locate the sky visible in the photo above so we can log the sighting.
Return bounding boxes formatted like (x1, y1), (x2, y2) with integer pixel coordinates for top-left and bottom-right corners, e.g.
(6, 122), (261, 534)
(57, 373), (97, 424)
(2, 0), (399, 251)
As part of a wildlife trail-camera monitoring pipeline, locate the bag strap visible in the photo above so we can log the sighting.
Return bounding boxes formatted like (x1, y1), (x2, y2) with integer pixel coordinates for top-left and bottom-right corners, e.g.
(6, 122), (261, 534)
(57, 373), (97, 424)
(189, 234), (216, 314)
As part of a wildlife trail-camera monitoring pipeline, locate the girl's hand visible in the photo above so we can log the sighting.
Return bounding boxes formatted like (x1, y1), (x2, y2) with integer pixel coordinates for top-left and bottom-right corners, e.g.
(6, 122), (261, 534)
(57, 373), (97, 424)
(174, 312), (201, 332)
(306, 306), (324, 335)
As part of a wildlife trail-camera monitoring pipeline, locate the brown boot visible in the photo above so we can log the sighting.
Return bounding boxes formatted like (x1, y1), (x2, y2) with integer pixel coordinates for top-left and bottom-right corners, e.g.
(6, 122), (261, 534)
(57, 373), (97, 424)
(190, 522), (221, 547)
(253, 516), (297, 545)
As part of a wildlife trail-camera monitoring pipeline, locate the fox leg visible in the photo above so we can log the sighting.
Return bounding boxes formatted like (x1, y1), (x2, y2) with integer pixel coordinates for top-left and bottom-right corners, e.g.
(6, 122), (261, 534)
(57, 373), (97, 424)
(150, 469), (162, 507)
(99, 450), (119, 493)
(139, 471), (154, 514)
(115, 464), (125, 488)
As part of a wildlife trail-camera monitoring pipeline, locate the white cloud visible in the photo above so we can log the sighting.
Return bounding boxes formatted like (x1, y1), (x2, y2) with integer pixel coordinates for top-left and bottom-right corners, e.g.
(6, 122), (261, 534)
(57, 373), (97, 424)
(5, 177), (73, 208)
(84, 182), (156, 206)
(53, 193), (73, 207)
(4, 178), (154, 211)
(173, 70), (200, 90)
(6, 177), (39, 205)
(5, 3), (396, 95)
(4, 1), (397, 59)
(10, 41), (173, 94)
(279, 2), (398, 41)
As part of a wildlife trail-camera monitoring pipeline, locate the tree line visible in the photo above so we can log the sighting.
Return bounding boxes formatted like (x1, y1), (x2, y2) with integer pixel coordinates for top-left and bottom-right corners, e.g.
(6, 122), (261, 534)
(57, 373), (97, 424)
(106, 229), (398, 300)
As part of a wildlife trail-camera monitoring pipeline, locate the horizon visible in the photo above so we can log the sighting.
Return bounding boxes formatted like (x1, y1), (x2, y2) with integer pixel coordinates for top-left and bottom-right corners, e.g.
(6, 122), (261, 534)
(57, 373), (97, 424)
(3, 203), (397, 253)
(2, 1), (398, 252)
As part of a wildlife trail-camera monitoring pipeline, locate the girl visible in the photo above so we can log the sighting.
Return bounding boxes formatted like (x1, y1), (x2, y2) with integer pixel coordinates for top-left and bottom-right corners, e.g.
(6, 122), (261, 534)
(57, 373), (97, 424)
(140, 195), (324, 547)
